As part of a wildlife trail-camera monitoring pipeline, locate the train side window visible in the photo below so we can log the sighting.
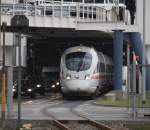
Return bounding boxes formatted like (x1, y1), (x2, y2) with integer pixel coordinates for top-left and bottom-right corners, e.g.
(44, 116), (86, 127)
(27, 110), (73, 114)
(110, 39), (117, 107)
(100, 63), (105, 73)
(36, 1), (38, 5)
(107, 65), (109, 73)
(98, 63), (101, 72)
(106, 64), (109, 73)
(108, 65), (111, 73)
(97, 63), (99, 73)
(111, 65), (114, 73)
(110, 65), (112, 73)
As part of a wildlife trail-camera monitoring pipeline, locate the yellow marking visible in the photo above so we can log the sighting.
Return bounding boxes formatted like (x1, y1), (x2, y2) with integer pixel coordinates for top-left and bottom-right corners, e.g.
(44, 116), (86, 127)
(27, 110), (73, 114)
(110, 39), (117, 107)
(2, 73), (6, 112)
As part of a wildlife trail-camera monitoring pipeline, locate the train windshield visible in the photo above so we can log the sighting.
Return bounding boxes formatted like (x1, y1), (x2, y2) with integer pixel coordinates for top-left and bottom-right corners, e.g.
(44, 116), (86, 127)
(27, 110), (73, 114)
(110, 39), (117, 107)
(66, 52), (92, 71)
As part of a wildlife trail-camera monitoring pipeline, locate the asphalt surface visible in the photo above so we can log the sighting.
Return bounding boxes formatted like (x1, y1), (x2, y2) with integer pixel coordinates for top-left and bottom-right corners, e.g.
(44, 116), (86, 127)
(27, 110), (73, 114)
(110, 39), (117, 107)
(0, 93), (150, 121)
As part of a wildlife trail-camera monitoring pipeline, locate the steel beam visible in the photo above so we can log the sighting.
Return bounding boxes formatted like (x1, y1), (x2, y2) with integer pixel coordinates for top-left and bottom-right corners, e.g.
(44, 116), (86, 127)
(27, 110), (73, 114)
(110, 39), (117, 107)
(113, 30), (123, 90)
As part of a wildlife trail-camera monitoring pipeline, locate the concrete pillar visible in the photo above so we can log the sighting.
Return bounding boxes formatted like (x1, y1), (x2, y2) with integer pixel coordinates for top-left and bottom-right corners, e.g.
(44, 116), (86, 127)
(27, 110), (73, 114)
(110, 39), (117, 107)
(113, 30), (123, 90)
(7, 66), (13, 117)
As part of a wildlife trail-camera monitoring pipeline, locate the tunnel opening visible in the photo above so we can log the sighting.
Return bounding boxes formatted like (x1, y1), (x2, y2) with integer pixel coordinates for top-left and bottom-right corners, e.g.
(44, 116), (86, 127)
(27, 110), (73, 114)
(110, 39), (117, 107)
(22, 29), (129, 95)
(25, 35), (116, 92)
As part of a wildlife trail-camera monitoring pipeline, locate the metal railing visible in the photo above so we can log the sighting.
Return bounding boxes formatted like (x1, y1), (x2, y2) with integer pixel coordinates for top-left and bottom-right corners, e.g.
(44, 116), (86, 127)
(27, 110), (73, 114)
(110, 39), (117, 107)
(128, 64), (150, 118)
(0, 3), (127, 22)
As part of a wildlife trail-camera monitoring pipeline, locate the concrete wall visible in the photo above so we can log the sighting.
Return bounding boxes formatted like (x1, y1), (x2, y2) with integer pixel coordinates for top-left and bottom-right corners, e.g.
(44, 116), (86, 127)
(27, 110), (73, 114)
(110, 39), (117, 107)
(136, 0), (150, 45)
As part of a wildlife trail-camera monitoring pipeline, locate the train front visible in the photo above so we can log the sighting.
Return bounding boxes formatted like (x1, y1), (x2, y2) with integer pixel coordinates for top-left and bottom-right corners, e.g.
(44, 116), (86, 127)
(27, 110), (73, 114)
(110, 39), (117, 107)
(60, 47), (98, 97)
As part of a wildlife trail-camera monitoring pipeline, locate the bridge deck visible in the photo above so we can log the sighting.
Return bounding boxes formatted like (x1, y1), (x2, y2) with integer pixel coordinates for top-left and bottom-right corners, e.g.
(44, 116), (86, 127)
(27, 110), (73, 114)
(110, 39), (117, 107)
(1, 3), (138, 32)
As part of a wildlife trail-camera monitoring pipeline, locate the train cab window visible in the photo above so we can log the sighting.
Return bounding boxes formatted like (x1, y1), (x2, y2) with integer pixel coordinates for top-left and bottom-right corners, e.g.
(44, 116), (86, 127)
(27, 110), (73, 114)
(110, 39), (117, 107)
(66, 52), (92, 71)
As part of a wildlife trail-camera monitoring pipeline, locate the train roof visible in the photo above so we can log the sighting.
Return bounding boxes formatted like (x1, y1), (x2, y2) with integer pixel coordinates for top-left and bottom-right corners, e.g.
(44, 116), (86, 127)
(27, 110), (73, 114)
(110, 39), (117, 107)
(64, 46), (95, 53)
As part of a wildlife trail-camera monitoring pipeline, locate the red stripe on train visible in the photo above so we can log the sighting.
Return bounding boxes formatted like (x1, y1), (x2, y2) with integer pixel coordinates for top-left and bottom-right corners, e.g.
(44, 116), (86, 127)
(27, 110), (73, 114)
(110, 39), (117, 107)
(91, 75), (106, 80)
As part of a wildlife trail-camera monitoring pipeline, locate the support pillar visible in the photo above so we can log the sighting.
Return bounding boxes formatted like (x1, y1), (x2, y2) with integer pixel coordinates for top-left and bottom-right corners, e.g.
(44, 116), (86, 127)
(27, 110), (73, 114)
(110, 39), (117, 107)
(113, 30), (123, 90)
(7, 67), (13, 117)
(129, 32), (149, 100)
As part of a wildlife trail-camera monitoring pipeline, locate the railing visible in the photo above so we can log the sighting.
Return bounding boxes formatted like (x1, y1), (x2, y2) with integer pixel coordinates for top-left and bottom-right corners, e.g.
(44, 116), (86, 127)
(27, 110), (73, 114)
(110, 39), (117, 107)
(0, 3), (127, 22)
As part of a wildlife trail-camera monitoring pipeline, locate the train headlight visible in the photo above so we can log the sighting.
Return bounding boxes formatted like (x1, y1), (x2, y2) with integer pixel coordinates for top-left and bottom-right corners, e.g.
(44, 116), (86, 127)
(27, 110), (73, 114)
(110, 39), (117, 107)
(66, 75), (71, 80)
(51, 85), (55, 88)
(13, 88), (16, 92)
(36, 84), (41, 88)
(28, 89), (32, 92)
(85, 75), (90, 80)
(56, 82), (59, 86)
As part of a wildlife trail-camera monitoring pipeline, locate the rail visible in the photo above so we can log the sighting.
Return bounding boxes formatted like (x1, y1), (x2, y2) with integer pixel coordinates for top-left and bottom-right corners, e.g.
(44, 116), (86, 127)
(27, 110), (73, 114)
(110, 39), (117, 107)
(70, 104), (118, 130)
(41, 100), (119, 130)
(54, 120), (118, 130)
(0, 3), (126, 22)
(53, 120), (72, 130)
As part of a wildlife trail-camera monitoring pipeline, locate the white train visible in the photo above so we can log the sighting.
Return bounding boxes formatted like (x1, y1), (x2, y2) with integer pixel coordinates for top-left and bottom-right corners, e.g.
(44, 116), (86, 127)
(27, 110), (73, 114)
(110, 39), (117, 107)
(60, 46), (113, 98)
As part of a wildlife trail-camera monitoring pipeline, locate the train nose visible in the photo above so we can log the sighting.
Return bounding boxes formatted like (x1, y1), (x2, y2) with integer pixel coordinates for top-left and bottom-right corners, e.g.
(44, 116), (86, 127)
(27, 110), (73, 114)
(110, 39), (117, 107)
(64, 80), (91, 92)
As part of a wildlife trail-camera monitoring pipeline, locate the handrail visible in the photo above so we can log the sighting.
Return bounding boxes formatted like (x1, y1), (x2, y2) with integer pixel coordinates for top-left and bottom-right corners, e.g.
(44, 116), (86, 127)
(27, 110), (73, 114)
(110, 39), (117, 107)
(0, 3), (126, 23)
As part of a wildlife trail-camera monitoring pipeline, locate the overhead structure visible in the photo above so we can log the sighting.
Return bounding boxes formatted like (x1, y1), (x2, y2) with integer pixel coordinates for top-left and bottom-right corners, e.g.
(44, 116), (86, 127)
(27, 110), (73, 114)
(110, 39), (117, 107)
(113, 30), (123, 90)
(0, 0), (150, 92)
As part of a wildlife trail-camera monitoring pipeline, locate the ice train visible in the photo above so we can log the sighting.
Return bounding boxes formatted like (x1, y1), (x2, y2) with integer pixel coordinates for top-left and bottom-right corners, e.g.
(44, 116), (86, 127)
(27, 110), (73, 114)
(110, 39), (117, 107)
(60, 46), (113, 98)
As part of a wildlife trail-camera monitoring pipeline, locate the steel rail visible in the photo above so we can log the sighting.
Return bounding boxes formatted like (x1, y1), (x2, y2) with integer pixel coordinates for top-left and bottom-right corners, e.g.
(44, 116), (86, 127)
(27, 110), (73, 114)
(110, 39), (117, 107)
(53, 120), (73, 130)
(41, 99), (74, 130)
(88, 120), (117, 130)
(42, 99), (119, 130)
(70, 102), (118, 130)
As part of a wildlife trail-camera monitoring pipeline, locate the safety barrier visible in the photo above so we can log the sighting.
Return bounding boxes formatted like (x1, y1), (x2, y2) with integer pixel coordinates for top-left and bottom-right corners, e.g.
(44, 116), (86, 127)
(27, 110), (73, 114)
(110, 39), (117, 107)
(0, 3), (126, 22)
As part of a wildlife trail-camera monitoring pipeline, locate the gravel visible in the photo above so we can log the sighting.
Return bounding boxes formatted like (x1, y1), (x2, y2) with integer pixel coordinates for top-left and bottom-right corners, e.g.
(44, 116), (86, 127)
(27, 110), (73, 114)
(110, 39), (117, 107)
(61, 121), (98, 130)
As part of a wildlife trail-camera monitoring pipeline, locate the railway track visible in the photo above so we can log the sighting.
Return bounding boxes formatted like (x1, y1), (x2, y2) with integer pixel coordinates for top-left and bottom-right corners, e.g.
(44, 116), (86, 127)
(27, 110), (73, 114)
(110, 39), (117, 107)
(41, 100), (119, 130)
(53, 120), (118, 130)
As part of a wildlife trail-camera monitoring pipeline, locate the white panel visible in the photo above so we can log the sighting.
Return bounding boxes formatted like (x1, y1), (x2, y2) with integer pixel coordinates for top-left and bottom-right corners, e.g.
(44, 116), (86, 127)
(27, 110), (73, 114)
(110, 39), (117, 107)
(6, 47), (13, 66)
(2, 0), (17, 3)
(145, 0), (150, 44)
(0, 47), (13, 66)
(21, 37), (27, 67)
(1, 14), (77, 28)
(77, 22), (138, 32)
(136, 0), (150, 45)
(146, 45), (150, 63)
(0, 35), (27, 67)
(15, 37), (27, 67)
(0, 33), (14, 46)
(136, 0), (143, 35)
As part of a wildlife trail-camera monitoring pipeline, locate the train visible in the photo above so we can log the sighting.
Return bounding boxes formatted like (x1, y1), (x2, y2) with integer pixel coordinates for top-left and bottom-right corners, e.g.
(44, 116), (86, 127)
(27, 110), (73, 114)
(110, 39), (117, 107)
(60, 46), (113, 98)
